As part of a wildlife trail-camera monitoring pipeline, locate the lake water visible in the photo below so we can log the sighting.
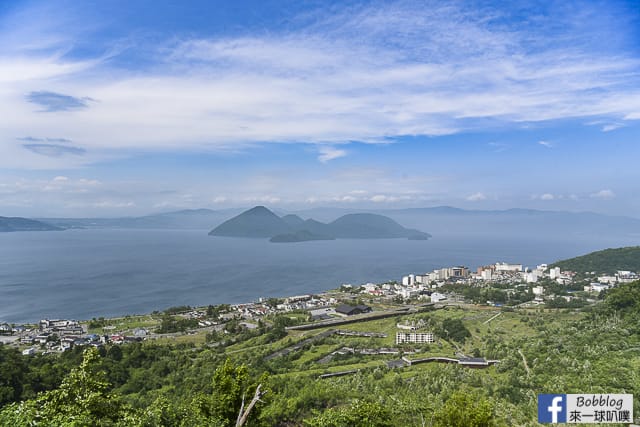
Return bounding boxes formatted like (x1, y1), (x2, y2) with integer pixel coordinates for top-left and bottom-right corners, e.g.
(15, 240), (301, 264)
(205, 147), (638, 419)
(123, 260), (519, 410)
(0, 228), (637, 323)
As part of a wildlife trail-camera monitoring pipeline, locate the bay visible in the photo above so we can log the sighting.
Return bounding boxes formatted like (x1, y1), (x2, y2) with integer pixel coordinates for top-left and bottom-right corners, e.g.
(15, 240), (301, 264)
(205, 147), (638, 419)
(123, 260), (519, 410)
(0, 228), (637, 323)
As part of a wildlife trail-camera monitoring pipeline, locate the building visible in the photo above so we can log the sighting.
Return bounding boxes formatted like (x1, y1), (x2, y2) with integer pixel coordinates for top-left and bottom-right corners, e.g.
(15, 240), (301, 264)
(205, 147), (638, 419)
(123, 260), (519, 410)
(430, 292), (447, 303)
(402, 274), (416, 286)
(458, 357), (490, 368)
(495, 262), (523, 272)
(335, 304), (372, 316)
(396, 331), (435, 344)
(550, 267), (561, 280)
(448, 266), (469, 278)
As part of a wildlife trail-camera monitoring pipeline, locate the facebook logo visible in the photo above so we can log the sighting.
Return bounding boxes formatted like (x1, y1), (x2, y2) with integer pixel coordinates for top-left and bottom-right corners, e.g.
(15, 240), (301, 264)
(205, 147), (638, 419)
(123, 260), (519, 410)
(538, 394), (567, 423)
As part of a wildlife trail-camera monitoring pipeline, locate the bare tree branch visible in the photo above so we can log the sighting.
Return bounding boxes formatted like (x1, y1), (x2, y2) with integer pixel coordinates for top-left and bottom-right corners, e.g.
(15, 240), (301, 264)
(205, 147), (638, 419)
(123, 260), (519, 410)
(236, 384), (266, 427)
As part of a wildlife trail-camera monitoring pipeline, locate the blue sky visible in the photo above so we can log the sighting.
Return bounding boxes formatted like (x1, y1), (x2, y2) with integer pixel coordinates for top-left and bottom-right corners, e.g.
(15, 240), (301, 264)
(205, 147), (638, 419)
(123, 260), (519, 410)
(1, 0), (639, 217)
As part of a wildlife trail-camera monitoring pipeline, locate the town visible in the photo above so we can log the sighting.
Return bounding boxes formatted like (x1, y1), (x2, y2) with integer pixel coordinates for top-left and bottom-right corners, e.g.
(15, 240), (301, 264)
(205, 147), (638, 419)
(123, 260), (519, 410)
(1, 259), (637, 360)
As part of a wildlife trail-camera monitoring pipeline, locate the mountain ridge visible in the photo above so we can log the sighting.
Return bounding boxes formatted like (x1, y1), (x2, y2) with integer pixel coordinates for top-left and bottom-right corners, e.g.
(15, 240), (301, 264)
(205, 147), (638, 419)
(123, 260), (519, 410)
(0, 216), (62, 232)
(208, 206), (431, 242)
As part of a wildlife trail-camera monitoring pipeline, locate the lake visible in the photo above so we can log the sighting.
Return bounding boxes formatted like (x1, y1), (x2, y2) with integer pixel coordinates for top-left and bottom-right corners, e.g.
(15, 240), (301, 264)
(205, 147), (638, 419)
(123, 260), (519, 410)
(0, 228), (637, 323)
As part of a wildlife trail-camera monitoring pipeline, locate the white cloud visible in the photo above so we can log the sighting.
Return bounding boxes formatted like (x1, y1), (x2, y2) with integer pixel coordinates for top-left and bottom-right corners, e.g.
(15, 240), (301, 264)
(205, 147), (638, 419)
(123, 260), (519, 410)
(538, 140), (553, 148)
(488, 142), (509, 153)
(590, 189), (615, 199)
(601, 123), (624, 132)
(317, 146), (347, 163)
(92, 200), (135, 208)
(1, 2), (639, 169)
(466, 192), (487, 201)
(540, 193), (555, 201)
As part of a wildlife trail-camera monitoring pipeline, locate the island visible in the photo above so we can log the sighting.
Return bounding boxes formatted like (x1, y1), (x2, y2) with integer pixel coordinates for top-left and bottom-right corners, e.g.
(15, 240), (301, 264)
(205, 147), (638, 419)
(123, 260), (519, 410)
(208, 206), (432, 242)
(269, 229), (336, 243)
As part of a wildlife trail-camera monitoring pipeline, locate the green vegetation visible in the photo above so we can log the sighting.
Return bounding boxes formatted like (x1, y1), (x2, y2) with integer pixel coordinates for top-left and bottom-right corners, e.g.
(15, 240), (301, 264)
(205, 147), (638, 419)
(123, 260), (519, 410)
(551, 246), (640, 275)
(156, 314), (199, 334)
(1, 281), (639, 425)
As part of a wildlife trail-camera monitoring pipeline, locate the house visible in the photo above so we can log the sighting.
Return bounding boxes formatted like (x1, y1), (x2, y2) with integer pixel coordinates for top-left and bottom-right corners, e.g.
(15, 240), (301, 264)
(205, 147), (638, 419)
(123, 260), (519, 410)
(334, 304), (372, 316)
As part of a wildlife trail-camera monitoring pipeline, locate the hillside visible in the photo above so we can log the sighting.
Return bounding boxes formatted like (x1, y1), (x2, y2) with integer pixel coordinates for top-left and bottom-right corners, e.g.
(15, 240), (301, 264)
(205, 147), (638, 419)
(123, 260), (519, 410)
(209, 206), (431, 241)
(1, 281), (639, 425)
(0, 216), (61, 232)
(209, 206), (291, 237)
(328, 213), (431, 239)
(269, 229), (335, 243)
(551, 246), (640, 274)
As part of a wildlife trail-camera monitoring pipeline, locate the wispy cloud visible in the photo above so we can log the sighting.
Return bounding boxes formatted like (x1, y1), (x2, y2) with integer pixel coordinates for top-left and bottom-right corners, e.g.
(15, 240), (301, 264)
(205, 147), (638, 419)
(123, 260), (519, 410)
(317, 146), (347, 163)
(601, 123), (624, 132)
(26, 91), (92, 112)
(488, 142), (509, 153)
(18, 136), (73, 143)
(590, 189), (615, 200)
(466, 192), (487, 201)
(22, 143), (86, 157)
(0, 1), (638, 170)
(538, 140), (553, 148)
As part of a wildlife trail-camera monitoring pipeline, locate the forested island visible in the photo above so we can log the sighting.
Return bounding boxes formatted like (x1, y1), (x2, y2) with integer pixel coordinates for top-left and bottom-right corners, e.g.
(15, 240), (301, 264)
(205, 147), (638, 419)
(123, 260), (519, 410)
(209, 206), (431, 242)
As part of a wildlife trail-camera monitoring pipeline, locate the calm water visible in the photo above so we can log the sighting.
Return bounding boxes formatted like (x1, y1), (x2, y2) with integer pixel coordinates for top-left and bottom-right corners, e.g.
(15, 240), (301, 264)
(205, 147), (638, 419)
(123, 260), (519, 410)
(0, 228), (637, 323)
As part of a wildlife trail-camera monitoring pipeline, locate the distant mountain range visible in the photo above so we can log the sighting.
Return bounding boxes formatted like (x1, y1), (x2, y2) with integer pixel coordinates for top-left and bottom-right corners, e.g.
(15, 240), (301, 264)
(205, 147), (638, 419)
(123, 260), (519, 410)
(208, 206), (431, 242)
(37, 209), (242, 230)
(25, 206), (640, 242)
(0, 216), (61, 232)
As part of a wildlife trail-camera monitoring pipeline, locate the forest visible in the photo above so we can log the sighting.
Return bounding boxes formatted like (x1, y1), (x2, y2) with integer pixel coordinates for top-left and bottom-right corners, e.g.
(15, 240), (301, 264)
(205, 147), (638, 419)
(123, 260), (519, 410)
(551, 246), (640, 275)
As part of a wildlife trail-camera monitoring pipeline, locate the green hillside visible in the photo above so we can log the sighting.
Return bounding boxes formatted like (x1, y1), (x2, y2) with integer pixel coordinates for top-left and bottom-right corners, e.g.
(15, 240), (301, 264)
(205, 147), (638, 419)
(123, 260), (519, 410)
(551, 246), (640, 274)
(2, 281), (639, 425)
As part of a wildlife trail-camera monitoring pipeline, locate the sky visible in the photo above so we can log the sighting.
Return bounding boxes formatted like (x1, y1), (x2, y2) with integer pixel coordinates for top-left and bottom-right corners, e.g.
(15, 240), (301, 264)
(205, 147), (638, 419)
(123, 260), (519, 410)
(1, 0), (639, 218)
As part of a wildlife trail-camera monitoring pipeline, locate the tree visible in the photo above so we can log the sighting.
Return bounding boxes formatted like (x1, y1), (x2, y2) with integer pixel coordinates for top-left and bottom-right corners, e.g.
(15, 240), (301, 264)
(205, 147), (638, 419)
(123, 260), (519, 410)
(195, 358), (268, 427)
(0, 347), (137, 426)
(441, 318), (471, 343)
(304, 400), (392, 427)
(432, 390), (497, 427)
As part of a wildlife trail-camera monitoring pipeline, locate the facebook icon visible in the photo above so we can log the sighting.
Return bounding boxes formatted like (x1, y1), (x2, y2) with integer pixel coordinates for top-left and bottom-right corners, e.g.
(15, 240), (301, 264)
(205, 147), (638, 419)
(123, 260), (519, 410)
(538, 394), (567, 423)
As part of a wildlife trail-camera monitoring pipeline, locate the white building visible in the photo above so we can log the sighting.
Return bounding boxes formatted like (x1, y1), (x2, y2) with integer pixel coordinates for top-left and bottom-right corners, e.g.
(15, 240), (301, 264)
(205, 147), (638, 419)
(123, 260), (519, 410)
(495, 262), (523, 272)
(396, 331), (435, 344)
(481, 269), (493, 281)
(430, 292), (447, 303)
(532, 286), (544, 296)
(584, 283), (610, 293)
(550, 267), (561, 280)
(402, 274), (415, 286)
